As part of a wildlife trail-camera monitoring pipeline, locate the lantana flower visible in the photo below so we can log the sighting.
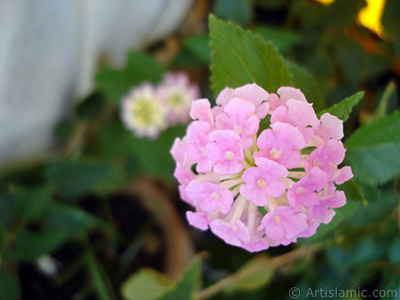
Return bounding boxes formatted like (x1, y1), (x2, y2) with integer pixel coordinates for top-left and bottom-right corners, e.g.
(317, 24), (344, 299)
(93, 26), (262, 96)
(171, 83), (353, 252)
(121, 72), (199, 139)
(157, 72), (200, 126)
(121, 83), (167, 139)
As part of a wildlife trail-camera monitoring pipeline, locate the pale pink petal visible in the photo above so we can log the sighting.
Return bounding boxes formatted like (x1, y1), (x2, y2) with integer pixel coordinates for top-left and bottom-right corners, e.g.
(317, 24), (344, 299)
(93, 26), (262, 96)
(186, 211), (209, 230)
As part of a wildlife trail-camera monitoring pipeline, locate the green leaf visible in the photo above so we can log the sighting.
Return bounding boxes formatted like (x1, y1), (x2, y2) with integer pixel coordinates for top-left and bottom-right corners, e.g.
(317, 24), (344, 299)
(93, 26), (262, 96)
(253, 0), (285, 10)
(323, 0), (366, 30)
(380, 273), (400, 300)
(346, 189), (399, 226)
(382, 0), (400, 40)
(318, 91), (364, 121)
(15, 185), (54, 221)
(284, 59), (326, 112)
(253, 26), (301, 52)
(224, 256), (274, 293)
(388, 237), (400, 263)
(172, 48), (205, 69)
(332, 38), (368, 84)
(345, 110), (400, 185)
(328, 237), (385, 270)
(209, 15), (292, 97)
(213, 0), (252, 27)
(46, 159), (125, 197)
(0, 185), (16, 229)
(96, 52), (164, 104)
(42, 202), (98, 239)
(184, 34), (211, 65)
(75, 93), (106, 120)
(0, 268), (21, 300)
(158, 257), (202, 300)
(371, 81), (396, 123)
(121, 269), (171, 300)
(16, 229), (67, 261)
(101, 121), (185, 179)
(85, 247), (116, 300)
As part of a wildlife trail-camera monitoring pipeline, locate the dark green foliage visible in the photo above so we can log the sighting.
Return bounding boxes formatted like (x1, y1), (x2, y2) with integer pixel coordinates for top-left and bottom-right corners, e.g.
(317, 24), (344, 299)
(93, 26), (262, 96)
(96, 52), (164, 105)
(345, 111), (400, 185)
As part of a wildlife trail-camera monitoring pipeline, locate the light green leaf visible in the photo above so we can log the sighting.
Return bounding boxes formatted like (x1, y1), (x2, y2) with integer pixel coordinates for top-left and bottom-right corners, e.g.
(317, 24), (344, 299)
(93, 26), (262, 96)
(121, 269), (171, 300)
(224, 255), (274, 293)
(46, 159), (125, 197)
(318, 91), (364, 121)
(284, 59), (326, 112)
(345, 110), (400, 185)
(209, 15), (292, 97)
(158, 257), (202, 300)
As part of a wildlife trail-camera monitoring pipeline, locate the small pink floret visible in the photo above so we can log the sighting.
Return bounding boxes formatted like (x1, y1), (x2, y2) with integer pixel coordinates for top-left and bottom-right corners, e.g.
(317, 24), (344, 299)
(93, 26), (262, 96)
(171, 83), (353, 252)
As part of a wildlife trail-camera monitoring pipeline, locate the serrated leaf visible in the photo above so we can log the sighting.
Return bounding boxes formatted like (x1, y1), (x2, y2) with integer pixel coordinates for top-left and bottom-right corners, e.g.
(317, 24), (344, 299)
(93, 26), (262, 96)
(121, 269), (171, 300)
(224, 255), (274, 293)
(318, 91), (364, 121)
(209, 15), (292, 97)
(46, 159), (125, 197)
(158, 257), (202, 300)
(345, 111), (400, 185)
(96, 52), (164, 104)
(284, 59), (326, 112)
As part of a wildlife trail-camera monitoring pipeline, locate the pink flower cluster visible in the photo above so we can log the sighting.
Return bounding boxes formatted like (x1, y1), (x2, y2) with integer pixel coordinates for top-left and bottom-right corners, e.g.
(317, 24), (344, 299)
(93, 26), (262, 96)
(171, 84), (353, 252)
(121, 72), (200, 139)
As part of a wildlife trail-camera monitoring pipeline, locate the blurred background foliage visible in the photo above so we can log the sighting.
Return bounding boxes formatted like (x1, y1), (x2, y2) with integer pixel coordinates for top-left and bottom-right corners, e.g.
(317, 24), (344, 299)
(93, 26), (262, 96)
(1, 0), (399, 299)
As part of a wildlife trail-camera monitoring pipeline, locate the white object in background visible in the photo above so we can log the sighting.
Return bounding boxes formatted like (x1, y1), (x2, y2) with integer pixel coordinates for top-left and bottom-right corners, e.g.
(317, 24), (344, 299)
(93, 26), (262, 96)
(0, 0), (193, 166)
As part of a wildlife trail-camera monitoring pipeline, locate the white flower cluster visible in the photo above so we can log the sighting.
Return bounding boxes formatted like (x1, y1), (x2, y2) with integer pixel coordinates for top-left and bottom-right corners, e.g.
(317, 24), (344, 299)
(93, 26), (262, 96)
(121, 72), (200, 139)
